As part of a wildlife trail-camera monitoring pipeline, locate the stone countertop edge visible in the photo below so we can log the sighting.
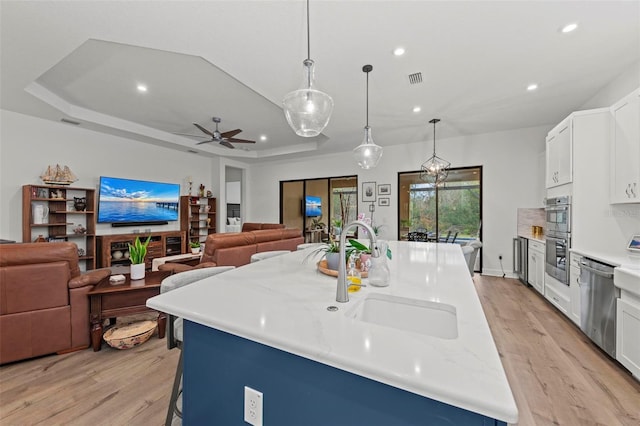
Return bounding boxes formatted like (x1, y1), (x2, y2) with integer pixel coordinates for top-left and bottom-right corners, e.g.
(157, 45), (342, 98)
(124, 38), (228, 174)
(517, 233), (546, 243)
(147, 242), (519, 424)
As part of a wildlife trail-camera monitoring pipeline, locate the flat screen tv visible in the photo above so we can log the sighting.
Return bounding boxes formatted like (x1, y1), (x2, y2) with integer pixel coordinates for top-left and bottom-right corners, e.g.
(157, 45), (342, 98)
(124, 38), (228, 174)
(98, 176), (180, 226)
(305, 195), (322, 217)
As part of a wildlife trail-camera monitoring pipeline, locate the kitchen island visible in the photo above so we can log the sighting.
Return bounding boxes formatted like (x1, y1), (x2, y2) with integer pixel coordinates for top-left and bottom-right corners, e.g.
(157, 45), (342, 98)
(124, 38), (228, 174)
(147, 241), (518, 425)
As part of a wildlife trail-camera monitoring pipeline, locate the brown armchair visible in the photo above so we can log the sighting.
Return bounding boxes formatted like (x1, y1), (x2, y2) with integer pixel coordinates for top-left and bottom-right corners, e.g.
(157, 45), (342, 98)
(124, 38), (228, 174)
(0, 242), (111, 364)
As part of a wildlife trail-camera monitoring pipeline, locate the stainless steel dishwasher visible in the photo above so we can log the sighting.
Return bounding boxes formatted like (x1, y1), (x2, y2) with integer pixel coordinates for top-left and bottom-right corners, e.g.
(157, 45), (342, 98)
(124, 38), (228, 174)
(579, 257), (618, 358)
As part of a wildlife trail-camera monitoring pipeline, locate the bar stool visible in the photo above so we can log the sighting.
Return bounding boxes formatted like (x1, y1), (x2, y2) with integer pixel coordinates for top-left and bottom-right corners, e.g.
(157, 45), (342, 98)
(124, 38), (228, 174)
(250, 250), (291, 263)
(161, 266), (235, 426)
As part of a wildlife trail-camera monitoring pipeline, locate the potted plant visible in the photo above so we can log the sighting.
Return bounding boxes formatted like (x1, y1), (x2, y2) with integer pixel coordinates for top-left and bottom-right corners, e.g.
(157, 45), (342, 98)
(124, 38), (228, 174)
(128, 235), (151, 280)
(303, 236), (355, 271)
(190, 240), (201, 254)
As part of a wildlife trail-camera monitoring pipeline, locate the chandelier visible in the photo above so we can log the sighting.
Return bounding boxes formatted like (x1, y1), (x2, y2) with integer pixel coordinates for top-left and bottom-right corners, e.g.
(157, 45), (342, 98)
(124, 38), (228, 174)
(420, 118), (450, 184)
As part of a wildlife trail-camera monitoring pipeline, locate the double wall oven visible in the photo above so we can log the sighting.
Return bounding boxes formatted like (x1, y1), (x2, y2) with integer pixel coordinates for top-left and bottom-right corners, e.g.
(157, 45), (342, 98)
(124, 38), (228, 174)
(544, 196), (571, 285)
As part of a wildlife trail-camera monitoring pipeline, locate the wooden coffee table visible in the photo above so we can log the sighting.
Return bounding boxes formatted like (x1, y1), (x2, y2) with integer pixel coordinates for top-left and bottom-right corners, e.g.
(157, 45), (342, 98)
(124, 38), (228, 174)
(88, 270), (171, 351)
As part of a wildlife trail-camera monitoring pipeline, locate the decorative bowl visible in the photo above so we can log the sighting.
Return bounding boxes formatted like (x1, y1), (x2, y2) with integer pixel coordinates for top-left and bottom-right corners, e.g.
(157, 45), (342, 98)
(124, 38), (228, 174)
(103, 320), (156, 350)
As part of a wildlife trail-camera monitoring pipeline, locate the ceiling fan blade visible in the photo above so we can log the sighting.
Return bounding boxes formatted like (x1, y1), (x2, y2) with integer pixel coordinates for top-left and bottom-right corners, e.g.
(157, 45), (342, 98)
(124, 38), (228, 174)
(195, 139), (214, 145)
(220, 141), (235, 149)
(174, 132), (208, 138)
(226, 138), (256, 144)
(221, 129), (242, 139)
(193, 123), (215, 137)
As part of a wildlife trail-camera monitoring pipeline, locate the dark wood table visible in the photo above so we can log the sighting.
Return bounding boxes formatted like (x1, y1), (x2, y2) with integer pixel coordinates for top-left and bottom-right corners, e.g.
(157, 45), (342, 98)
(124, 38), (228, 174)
(88, 270), (171, 351)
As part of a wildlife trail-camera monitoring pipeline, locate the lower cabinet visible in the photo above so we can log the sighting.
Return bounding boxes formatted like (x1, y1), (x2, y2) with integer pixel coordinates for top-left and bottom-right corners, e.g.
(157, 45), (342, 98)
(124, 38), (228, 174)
(616, 295), (640, 379)
(527, 240), (545, 295)
(544, 273), (570, 316)
(569, 253), (582, 326)
(97, 231), (186, 269)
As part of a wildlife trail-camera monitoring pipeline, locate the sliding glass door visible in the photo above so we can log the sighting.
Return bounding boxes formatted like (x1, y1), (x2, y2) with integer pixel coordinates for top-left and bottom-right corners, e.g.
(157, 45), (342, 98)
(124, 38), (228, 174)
(280, 175), (357, 243)
(398, 167), (482, 246)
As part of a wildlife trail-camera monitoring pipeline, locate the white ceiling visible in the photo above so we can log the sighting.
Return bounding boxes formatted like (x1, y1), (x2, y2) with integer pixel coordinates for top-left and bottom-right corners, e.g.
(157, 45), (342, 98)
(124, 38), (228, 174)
(1, 1), (638, 163)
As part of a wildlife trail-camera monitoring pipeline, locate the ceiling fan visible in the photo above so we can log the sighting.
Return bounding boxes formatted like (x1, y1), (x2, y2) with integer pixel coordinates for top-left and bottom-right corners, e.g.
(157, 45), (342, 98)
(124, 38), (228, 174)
(180, 117), (256, 149)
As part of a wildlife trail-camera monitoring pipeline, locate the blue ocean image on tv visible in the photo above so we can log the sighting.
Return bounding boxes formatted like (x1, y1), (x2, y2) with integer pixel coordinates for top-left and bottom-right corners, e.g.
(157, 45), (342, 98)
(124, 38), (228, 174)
(98, 176), (180, 223)
(305, 196), (322, 217)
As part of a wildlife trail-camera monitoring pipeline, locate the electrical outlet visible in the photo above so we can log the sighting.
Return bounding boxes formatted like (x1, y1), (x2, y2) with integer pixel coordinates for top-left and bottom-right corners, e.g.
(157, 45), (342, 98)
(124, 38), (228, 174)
(499, 255), (503, 260)
(244, 386), (263, 426)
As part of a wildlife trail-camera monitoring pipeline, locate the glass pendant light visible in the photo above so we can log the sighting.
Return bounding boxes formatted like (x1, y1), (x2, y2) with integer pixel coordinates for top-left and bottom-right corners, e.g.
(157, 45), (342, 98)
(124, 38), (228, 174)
(420, 118), (450, 184)
(353, 65), (383, 169)
(283, 0), (333, 137)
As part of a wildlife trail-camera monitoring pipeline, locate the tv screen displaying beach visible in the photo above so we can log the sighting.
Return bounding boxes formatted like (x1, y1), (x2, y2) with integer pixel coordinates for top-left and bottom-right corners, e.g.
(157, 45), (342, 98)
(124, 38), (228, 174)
(98, 176), (180, 223)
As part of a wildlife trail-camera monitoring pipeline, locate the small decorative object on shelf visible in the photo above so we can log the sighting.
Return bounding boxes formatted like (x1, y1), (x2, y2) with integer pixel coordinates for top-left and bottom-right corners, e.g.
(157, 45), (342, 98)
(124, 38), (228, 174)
(199, 184), (205, 197)
(78, 248), (85, 257)
(188, 176), (193, 196)
(40, 164), (78, 185)
(73, 224), (87, 234)
(73, 197), (87, 211)
(34, 234), (47, 243)
(206, 190), (212, 198)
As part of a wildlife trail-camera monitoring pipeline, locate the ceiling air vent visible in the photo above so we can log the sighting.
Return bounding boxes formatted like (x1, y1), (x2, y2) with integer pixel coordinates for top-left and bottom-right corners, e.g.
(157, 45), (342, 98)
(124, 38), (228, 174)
(408, 72), (423, 85)
(60, 118), (80, 125)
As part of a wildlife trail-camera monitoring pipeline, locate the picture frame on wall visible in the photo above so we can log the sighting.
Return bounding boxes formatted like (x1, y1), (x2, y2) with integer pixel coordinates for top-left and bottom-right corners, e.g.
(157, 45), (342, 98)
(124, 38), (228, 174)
(362, 182), (376, 202)
(378, 197), (390, 207)
(378, 184), (391, 195)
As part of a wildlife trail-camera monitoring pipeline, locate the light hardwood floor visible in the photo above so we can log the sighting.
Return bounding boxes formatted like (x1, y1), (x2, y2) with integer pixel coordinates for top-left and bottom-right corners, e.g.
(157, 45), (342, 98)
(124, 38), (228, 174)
(1, 276), (638, 425)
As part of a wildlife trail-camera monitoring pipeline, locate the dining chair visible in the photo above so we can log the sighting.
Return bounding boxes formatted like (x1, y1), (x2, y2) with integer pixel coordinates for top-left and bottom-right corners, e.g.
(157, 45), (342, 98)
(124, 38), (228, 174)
(161, 266), (235, 426)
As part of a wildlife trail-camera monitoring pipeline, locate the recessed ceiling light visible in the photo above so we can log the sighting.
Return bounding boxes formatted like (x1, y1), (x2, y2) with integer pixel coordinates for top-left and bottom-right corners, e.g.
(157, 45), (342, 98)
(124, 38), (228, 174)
(136, 84), (148, 92)
(527, 84), (538, 91)
(561, 23), (578, 33)
(393, 47), (405, 56)
(412, 106), (421, 113)
(260, 135), (267, 142)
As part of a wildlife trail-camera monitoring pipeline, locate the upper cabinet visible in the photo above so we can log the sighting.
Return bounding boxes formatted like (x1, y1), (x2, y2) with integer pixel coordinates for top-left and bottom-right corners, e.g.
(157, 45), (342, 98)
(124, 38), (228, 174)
(546, 118), (572, 188)
(610, 88), (640, 204)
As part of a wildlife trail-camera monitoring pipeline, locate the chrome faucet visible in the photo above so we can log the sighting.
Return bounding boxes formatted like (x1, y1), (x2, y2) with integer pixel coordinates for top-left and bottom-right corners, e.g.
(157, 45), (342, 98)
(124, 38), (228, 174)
(337, 220), (380, 303)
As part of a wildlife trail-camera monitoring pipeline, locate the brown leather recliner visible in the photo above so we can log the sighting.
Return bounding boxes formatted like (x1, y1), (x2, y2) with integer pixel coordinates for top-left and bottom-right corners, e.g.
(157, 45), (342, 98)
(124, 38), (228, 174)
(0, 242), (111, 364)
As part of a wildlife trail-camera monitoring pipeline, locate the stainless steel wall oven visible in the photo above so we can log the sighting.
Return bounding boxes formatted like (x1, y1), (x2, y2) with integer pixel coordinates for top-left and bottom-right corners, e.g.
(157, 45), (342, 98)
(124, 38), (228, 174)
(544, 196), (571, 285)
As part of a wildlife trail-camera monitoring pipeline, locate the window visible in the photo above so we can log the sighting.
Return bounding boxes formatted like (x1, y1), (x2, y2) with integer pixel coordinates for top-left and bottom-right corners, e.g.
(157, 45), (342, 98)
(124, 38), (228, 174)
(399, 167), (482, 247)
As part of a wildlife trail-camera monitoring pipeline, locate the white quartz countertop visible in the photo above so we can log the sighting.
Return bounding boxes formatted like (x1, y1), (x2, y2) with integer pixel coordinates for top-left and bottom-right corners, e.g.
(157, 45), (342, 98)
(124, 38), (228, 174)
(570, 247), (640, 269)
(147, 241), (518, 423)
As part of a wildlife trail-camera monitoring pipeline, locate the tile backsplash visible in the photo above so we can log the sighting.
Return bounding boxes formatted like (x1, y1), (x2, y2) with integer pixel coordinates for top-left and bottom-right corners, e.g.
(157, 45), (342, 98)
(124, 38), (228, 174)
(517, 208), (545, 237)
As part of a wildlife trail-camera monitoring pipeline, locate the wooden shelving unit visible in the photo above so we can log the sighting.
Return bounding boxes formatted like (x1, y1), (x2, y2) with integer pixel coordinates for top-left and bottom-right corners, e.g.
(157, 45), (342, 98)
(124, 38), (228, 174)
(180, 196), (217, 243)
(22, 184), (97, 270)
(96, 231), (186, 269)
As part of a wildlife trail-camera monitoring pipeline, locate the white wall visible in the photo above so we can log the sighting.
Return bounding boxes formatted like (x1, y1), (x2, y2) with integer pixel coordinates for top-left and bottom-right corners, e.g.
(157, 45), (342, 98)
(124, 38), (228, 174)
(247, 125), (548, 277)
(580, 60), (640, 109)
(0, 109), (215, 242)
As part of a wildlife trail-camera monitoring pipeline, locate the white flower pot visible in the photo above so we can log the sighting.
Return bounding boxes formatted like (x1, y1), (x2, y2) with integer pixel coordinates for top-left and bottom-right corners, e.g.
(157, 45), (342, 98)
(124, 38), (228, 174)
(130, 263), (145, 280)
(191, 247), (201, 254)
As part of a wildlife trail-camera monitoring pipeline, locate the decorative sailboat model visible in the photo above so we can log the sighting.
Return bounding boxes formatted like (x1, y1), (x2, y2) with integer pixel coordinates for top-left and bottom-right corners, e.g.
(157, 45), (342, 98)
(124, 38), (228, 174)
(40, 164), (78, 185)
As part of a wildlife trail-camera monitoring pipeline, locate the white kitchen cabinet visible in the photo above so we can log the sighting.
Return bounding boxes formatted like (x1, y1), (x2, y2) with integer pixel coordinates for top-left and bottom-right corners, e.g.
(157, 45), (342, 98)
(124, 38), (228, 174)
(545, 273), (570, 315)
(546, 118), (572, 188)
(615, 267), (640, 379)
(617, 296), (640, 379)
(610, 88), (640, 204)
(569, 253), (581, 326)
(527, 240), (545, 295)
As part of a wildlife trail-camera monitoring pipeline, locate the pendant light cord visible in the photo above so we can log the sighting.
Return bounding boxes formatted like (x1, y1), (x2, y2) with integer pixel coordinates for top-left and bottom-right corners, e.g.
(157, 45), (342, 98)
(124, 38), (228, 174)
(363, 65), (372, 127)
(430, 118), (440, 156)
(306, 0), (311, 61)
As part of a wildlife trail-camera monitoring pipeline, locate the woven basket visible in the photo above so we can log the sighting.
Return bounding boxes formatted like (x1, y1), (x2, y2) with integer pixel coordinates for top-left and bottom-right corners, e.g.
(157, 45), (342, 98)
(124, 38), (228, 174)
(103, 320), (156, 350)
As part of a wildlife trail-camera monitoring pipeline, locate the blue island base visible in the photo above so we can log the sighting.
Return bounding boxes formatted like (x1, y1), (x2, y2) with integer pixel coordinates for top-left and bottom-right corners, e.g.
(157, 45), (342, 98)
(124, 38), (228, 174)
(183, 320), (506, 425)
